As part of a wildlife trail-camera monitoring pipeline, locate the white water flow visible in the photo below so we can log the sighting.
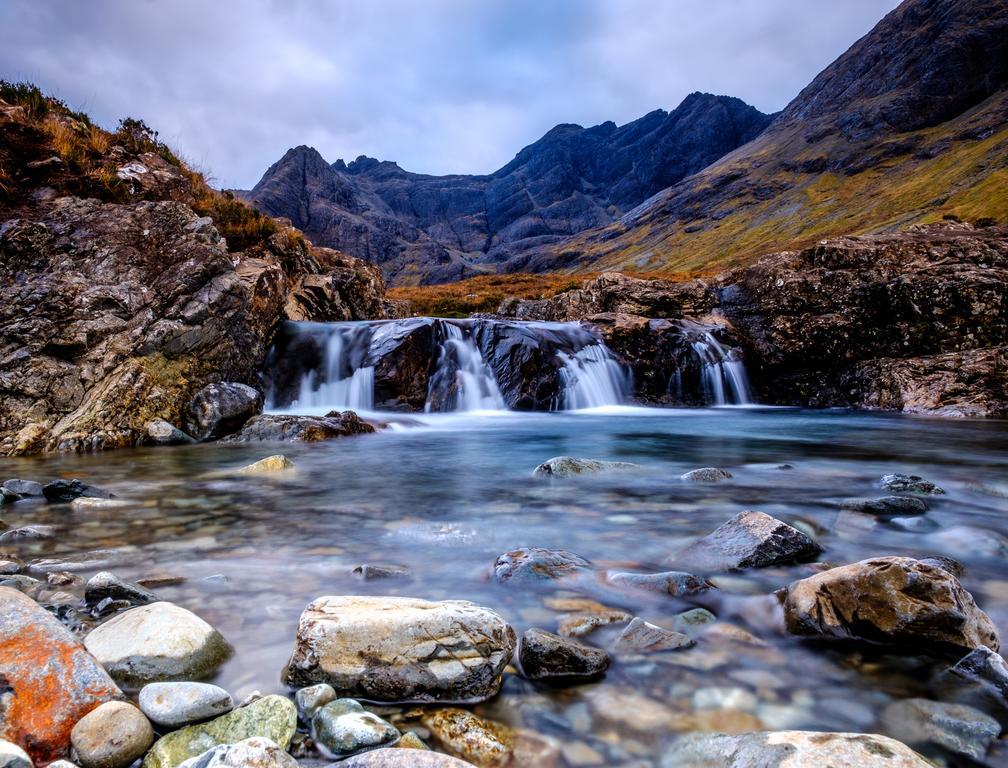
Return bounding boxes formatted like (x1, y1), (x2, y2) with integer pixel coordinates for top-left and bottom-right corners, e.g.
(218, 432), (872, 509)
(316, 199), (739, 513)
(692, 332), (752, 405)
(557, 343), (632, 410)
(294, 326), (374, 411)
(425, 324), (506, 412)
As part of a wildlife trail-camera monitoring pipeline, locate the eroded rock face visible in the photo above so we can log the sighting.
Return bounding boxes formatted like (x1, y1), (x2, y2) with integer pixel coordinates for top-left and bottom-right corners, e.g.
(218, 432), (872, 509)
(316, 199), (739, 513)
(784, 556), (1000, 653)
(662, 731), (933, 767)
(282, 596), (516, 703)
(673, 511), (822, 572)
(0, 586), (123, 764)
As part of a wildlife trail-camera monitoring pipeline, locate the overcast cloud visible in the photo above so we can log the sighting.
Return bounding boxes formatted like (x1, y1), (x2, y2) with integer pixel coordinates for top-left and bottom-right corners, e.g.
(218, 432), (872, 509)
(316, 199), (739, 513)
(1, 0), (900, 188)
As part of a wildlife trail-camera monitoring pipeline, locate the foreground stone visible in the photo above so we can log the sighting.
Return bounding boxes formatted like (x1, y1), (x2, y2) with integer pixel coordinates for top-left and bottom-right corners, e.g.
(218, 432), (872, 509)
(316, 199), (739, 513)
(70, 701), (154, 768)
(311, 699), (399, 758)
(282, 596), (516, 702)
(518, 628), (610, 682)
(935, 646), (1008, 717)
(138, 682), (234, 729)
(84, 602), (231, 687)
(0, 587), (122, 763)
(673, 511), (822, 572)
(340, 749), (476, 767)
(784, 557), (1000, 653)
(881, 697), (999, 762)
(662, 731), (933, 767)
(224, 412), (375, 442)
(0, 740), (32, 768)
(143, 695), (296, 768)
(185, 383), (263, 441)
(294, 683), (336, 721)
(531, 456), (637, 478)
(176, 737), (297, 768)
(421, 709), (511, 766)
(492, 547), (591, 584)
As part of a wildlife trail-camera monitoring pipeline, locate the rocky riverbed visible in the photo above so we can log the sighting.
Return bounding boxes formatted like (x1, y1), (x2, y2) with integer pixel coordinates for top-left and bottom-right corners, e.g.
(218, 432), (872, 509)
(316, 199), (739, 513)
(2, 408), (1008, 766)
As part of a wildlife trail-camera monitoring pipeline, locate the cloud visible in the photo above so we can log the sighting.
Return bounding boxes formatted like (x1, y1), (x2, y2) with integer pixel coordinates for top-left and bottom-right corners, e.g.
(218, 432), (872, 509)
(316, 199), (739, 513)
(0, 0), (900, 187)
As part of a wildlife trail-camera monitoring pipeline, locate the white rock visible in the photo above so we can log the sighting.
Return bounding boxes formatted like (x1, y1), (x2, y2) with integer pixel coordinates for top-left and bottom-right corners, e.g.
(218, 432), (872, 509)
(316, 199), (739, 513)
(0, 739), (32, 768)
(176, 737), (298, 768)
(139, 681), (234, 728)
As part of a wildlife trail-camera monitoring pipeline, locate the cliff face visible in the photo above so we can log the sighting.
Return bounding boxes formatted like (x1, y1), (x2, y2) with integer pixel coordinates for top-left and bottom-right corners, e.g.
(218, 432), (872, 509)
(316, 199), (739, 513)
(0, 94), (392, 455)
(245, 93), (771, 285)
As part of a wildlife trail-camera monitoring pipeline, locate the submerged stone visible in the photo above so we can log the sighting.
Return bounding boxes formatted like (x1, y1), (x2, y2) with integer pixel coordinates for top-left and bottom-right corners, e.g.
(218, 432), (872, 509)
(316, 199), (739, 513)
(842, 496), (928, 517)
(612, 617), (694, 654)
(934, 646), (1008, 718)
(492, 547), (592, 584)
(518, 628), (610, 681)
(673, 510), (822, 572)
(85, 572), (156, 607)
(421, 709), (512, 766)
(881, 473), (945, 495)
(340, 749), (477, 767)
(532, 456), (637, 478)
(604, 570), (712, 597)
(42, 479), (112, 503)
(143, 420), (196, 446)
(311, 699), (399, 759)
(881, 697), (1000, 762)
(1, 479), (43, 498)
(236, 455), (294, 474)
(680, 467), (732, 482)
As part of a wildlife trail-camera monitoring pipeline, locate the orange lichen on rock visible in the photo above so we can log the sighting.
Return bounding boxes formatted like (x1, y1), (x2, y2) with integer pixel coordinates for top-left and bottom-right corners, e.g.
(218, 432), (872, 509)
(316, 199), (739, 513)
(0, 586), (122, 763)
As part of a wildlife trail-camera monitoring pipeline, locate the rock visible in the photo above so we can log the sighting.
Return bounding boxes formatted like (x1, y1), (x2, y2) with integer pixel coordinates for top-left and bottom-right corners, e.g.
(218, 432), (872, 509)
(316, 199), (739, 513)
(0, 558), (22, 575)
(294, 683), (336, 721)
(934, 646), (1008, 717)
(143, 421), (195, 446)
(612, 617), (694, 654)
(673, 511), (822, 572)
(517, 628), (610, 682)
(185, 383), (263, 441)
(223, 412), (375, 442)
(556, 608), (633, 638)
(604, 570), (712, 597)
(0, 587), (123, 763)
(138, 682), (234, 729)
(340, 749), (476, 767)
(881, 473), (945, 495)
(282, 596), (516, 702)
(421, 709), (511, 766)
(662, 731), (933, 767)
(85, 572), (156, 606)
(236, 455), (294, 474)
(672, 608), (719, 635)
(492, 547), (591, 584)
(395, 733), (429, 750)
(47, 762), (80, 768)
(176, 737), (298, 768)
(84, 602), (231, 687)
(919, 556), (964, 576)
(532, 457), (637, 478)
(311, 699), (399, 759)
(0, 740), (33, 768)
(142, 695), (296, 768)
(842, 496), (928, 517)
(783, 556), (1000, 653)
(42, 479), (112, 503)
(70, 701), (154, 768)
(680, 467), (732, 482)
(0, 525), (55, 542)
(351, 564), (411, 580)
(881, 697), (999, 762)
(1, 480), (42, 498)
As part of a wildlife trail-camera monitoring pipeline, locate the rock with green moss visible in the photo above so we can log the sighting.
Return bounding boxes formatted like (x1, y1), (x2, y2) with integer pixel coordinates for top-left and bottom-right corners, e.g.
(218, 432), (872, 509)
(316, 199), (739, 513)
(142, 695), (296, 768)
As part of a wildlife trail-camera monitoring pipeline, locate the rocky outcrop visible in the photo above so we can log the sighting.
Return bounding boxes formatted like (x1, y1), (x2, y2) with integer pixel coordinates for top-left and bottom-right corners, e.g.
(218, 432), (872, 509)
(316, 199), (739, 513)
(246, 94), (771, 285)
(282, 596), (516, 703)
(783, 556), (1000, 654)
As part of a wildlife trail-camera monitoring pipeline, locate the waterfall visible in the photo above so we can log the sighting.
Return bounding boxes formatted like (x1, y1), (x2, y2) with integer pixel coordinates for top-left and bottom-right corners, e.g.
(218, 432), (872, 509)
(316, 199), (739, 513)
(690, 331), (752, 406)
(557, 343), (632, 410)
(425, 323), (506, 412)
(285, 323), (375, 411)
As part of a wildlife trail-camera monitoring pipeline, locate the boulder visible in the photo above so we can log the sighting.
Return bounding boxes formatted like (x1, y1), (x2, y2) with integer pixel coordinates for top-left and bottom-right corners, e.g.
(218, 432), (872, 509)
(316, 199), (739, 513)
(517, 628), (610, 682)
(176, 737), (297, 768)
(673, 511), (821, 572)
(311, 699), (399, 759)
(185, 383), (262, 440)
(680, 467), (732, 482)
(84, 602), (231, 687)
(881, 697), (1000, 762)
(532, 456), (637, 478)
(662, 731), (933, 767)
(612, 617), (694, 654)
(784, 557), (1000, 653)
(282, 596), (516, 703)
(142, 695), (296, 768)
(340, 749), (477, 767)
(0, 740), (32, 768)
(143, 421), (195, 446)
(0, 586), (122, 763)
(84, 572), (156, 606)
(223, 412), (375, 442)
(138, 682), (234, 729)
(492, 547), (592, 584)
(70, 701), (154, 768)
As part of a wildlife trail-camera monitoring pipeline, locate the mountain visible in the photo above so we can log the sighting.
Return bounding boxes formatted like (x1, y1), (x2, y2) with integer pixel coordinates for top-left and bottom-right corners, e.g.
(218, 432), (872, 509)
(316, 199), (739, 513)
(245, 93), (771, 284)
(534, 0), (1008, 275)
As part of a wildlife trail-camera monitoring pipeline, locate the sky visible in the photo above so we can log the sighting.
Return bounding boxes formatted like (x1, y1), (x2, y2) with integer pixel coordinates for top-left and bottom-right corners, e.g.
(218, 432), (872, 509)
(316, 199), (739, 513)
(1, 0), (901, 189)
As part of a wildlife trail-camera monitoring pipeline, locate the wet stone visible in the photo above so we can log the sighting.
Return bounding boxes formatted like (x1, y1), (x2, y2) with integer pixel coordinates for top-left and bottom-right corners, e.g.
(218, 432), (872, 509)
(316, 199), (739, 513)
(881, 697), (1000, 762)
(518, 628), (610, 682)
(175, 737), (298, 768)
(671, 608), (718, 635)
(532, 456), (638, 478)
(138, 682), (234, 729)
(557, 609), (632, 638)
(934, 646), (1008, 718)
(85, 571), (157, 606)
(0, 525), (55, 542)
(70, 701), (154, 768)
(493, 547), (591, 584)
(295, 683), (336, 722)
(421, 709), (511, 766)
(352, 564), (411, 580)
(881, 473), (945, 495)
(311, 699), (399, 759)
(613, 617), (695, 654)
(42, 479), (112, 503)
(0, 740), (33, 768)
(1, 480), (43, 498)
(185, 382), (263, 441)
(236, 455), (294, 475)
(842, 496), (928, 517)
(604, 570), (712, 597)
(673, 510), (822, 572)
(680, 467), (732, 482)
(143, 421), (196, 447)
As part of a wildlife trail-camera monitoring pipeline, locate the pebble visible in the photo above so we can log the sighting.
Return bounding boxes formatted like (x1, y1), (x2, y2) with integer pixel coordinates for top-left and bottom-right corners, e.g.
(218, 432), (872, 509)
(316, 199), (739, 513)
(311, 699), (399, 759)
(295, 683), (336, 721)
(176, 737), (298, 768)
(70, 701), (154, 768)
(612, 617), (694, 654)
(138, 682), (234, 729)
(518, 628), (610, 681)
(680, 467), (732, 482)
(84, 572), (156, 606)
(421, 708), (512, 766)
(0, 740), (32, 768)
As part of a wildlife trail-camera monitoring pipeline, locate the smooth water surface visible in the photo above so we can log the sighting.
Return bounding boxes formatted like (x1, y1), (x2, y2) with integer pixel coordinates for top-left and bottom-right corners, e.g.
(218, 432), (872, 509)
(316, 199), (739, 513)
(3, 407), (1008, 765)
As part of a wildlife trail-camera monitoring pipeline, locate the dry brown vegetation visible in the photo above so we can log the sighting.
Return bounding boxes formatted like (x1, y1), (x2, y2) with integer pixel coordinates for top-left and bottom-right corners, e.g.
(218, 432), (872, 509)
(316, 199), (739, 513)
(388, 273), (593, 316)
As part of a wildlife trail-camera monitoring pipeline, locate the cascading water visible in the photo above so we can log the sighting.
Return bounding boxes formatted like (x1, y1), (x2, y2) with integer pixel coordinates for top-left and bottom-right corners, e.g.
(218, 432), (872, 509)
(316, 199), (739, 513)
(425, 323), (506, 412)
(277, 323), (375, 411)
(690, 331), (753, 405)
(557, 343), (633, 410)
